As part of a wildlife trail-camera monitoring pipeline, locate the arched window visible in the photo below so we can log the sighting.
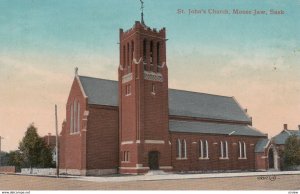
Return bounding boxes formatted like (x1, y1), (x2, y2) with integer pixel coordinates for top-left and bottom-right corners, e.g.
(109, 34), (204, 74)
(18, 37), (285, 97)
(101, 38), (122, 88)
(128, 41), (134, 73)
(127, 43), (130, 68)
(199, 140), (209, 158)
(243, 142), (247, 158)
(131, 41), (134, 62)
(220, 141), (228, 158)
(176, 139), (181, 158)
(205, 140), (208, 158)
(150, 41), (153, 64)
(239, 141), (242, 158)
(239, 141), (247, 159)
(225, 141), (228, 158)
(70, 103), (73, 133)
(70, 99), (81, 134)
(73, 100), (77, 133)
(77, 101), (80, 132)
(182, 139), (187, 159)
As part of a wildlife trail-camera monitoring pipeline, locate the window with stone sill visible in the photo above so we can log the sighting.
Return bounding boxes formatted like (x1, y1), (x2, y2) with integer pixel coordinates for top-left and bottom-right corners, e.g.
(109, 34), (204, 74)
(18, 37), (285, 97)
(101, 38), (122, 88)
(176, 139), (187, 160)
(239, 141), (247, 159)
(220, 140), (229, 159)
(70, 99), (81, 134)
(122, 151), (130, 162)
(199, 140), (209, 159)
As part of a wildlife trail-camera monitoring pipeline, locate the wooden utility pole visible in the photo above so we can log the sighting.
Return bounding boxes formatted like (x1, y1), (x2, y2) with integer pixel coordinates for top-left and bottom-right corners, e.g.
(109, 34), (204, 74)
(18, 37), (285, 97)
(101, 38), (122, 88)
(55, 105), (59, 178)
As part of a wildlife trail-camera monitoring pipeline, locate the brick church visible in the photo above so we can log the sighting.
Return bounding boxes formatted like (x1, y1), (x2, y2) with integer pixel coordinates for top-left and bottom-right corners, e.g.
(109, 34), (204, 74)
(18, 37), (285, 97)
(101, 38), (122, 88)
(59, 15), (275, 175)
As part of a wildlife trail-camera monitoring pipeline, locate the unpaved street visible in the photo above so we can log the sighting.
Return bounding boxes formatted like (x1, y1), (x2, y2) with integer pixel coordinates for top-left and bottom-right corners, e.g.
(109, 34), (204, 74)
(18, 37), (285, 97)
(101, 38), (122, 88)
(1, 174), (300, 190)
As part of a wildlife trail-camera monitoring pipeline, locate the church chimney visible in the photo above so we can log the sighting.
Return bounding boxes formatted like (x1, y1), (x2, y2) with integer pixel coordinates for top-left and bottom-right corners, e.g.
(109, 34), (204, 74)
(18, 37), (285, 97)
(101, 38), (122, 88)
(283, 124), (288, 130)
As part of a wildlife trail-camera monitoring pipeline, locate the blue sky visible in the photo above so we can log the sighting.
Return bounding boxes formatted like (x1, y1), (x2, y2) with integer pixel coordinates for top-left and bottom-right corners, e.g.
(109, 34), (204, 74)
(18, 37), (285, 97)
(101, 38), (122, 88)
(0, 0), (299, 151)
(1, 0), (299, 55)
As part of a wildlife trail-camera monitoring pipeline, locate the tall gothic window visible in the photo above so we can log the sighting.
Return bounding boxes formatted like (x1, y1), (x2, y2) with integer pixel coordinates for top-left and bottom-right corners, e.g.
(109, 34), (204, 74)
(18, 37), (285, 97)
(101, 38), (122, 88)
(128, 41), (134, 73)
(150, 41), (153, 64)
(70, 99), (80, 134)
(176, 139), (181, 158)
(199, 140), (209, 159)
(220, 141), (228, 158)
(70, 103), (73, 133)
(77, 101), (80, 133)
(176, 139), (187, 159)
(127, 43), (130, 68)
(239, 141), (247, 159)
(73, 100), (77, 133)
(131, 41), (134, 62)
(182, 139), (187, 159)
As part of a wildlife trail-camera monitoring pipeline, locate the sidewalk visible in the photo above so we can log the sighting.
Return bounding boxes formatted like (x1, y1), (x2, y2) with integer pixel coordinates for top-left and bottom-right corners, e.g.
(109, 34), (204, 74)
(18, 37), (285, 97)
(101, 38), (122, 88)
(70, 170), (300, 183)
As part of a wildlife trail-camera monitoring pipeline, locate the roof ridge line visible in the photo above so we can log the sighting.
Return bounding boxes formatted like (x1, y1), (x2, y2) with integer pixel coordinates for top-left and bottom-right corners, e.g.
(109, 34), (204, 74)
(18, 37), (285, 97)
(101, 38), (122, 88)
(79, 75), (117, 82)
(169, 88), (232, 99)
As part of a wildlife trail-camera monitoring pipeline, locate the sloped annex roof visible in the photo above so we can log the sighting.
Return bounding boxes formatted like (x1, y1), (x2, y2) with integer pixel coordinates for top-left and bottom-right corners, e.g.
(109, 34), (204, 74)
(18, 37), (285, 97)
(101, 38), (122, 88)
(255, 138), (270, 152)
(78, 75), (251, 123)
(272, 130), (300, 145)
(168, 89), (250, 122)
(169, 120), (266, 137)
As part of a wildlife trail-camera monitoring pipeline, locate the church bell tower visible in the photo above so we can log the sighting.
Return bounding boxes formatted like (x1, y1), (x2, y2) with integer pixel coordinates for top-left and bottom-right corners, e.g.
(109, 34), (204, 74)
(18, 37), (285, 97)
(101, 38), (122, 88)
(118, 6), (171, 174)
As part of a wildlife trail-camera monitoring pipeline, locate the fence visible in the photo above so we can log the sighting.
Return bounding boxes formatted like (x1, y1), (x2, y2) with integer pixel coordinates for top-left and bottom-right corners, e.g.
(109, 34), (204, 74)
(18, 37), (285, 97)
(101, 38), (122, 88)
(0, 166), (16, 174)
(21, 168), (57, 175)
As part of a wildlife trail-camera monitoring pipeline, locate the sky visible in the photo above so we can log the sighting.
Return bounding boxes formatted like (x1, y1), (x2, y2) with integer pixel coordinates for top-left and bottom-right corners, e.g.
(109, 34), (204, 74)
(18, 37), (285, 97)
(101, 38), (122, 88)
(0, 0), (299, 152)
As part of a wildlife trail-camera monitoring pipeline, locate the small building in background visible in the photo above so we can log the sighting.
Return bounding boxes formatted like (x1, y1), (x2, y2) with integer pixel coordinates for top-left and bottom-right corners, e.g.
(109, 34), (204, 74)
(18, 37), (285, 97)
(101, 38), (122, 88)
(271, 124), (300, 169)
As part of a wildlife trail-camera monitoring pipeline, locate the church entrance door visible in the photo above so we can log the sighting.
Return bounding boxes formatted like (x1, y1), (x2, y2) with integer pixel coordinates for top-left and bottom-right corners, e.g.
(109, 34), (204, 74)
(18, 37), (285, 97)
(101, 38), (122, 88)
(148, 151), (159, 170)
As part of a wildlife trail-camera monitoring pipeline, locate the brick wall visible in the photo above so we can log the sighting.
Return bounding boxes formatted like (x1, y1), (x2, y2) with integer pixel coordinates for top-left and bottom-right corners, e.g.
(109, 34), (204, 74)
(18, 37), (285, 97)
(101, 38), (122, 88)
(255, 152), (267, 171)
(170, 132), (263, 172)
(59, 76), (87, 171)
(86, 105), (119, 170)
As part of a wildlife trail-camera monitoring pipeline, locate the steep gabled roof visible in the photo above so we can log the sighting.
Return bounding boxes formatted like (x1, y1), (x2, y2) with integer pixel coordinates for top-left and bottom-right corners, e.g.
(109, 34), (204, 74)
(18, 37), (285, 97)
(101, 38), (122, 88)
(169, 120), (266, 137)
(272, 130), (300, 145)
(79, 76), (118, 106)
(78, 75), (251, 123)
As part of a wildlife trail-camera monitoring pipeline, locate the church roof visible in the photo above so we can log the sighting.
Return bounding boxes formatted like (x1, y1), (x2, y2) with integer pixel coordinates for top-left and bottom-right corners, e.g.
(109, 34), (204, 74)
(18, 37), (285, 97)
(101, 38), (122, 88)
(79, 76), (118, 106)
(78, 75), (251, 123)
(255, 138), (270, 152)
(272, 130), (300, 145)
(169, 120), (266, 137)
(169, 89), (251, 122)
